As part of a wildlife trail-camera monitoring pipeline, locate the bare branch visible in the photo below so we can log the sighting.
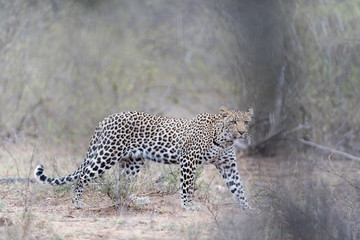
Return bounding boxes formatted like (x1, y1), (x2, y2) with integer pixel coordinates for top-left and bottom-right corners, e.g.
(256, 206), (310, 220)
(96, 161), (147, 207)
(282, 124), (311, 137)
(297, 138), (360, 162)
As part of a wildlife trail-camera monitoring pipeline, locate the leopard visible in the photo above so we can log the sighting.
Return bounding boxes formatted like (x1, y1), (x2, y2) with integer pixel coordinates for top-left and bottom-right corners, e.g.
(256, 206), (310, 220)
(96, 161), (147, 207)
(34, 106), (253, 211)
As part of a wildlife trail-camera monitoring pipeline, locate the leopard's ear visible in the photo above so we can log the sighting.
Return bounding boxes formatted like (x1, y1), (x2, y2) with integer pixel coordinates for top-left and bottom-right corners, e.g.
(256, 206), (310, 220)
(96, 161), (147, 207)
(220, 106), (230, 117)
(248, 107), (254, 118)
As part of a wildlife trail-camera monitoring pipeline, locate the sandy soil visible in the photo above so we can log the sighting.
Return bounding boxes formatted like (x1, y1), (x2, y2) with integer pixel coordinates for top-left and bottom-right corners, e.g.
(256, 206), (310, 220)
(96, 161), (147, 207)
(1, 143), (356, 239)
(1, 183), (222, 239)
(0, 143), (255, 240)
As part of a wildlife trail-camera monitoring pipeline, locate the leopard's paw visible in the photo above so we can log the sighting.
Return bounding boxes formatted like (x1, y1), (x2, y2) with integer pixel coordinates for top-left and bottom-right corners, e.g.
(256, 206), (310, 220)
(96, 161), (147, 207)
(182, 202), (200, 211)
(130, 194), (150, 206)
(73, 201), (84, 209)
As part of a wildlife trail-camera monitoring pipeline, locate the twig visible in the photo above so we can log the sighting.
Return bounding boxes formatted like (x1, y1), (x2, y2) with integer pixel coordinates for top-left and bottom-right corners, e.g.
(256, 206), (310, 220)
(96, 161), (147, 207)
(2, 144), (21, 178)
(200, 176), (215, 203)
(27, 145), (38, 186)
(326, 168), (360, 191)
(88, 203), (119, 212)
(206, 205), (221, 229)
(326, 154), (360, 191)
(297, 138), (360, 162)
(16, 98), (44, 133)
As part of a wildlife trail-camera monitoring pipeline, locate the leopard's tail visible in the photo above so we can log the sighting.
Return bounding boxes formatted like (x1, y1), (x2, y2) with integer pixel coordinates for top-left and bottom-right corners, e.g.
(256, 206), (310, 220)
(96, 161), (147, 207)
(35, 127), (102, 186)
(34, 164), (82, 185)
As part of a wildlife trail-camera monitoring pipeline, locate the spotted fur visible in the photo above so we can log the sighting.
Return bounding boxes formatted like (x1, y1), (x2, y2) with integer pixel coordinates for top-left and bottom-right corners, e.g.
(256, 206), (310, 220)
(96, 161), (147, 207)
(34, 106), (253, 210)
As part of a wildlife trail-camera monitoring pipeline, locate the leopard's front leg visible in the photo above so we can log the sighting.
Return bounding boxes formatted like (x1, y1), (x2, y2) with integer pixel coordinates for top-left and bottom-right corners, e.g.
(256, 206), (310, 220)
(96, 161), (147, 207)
(215, 148), (250, 210)
(179, 157), (199, 210)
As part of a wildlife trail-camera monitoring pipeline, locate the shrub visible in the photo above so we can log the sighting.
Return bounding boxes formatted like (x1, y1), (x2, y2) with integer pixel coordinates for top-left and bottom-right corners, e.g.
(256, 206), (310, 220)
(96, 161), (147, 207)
(208, 167), (360, 240)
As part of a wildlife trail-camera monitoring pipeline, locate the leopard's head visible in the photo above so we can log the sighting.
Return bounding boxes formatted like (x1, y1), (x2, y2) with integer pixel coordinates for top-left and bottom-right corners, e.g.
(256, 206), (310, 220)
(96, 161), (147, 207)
(217, 106), (254, 143)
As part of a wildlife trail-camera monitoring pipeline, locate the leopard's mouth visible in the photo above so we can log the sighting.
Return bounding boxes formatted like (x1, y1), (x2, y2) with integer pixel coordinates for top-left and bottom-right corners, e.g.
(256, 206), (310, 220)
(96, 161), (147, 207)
(234, 133), (246, 140)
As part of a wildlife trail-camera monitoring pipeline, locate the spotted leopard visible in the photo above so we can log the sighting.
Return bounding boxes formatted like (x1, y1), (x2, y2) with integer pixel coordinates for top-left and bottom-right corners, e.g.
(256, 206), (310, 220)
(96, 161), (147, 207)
(34, 106), (253, 210)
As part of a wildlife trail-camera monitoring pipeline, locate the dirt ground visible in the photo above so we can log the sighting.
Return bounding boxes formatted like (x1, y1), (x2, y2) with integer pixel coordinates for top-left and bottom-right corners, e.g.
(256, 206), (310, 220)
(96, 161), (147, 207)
(2, 142), (354, 239)
(1, 183), (229, 240)
(0, 143), (258, 240)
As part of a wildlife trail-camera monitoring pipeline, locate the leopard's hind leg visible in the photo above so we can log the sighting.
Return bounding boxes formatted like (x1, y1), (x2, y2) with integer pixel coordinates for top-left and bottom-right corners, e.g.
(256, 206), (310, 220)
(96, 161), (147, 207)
(117, 154), (148, 206)
(72, 143), (123, 208)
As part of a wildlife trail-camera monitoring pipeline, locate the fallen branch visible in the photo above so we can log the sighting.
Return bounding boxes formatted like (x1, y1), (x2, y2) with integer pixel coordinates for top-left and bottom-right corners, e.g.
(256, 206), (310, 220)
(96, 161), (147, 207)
(297, 138), (360, 162)
(0, 178), (36, 184)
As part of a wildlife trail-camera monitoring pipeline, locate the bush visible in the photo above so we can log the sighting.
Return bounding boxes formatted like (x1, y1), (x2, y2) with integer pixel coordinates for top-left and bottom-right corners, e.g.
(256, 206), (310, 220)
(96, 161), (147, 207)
(207, 159), (360, 240)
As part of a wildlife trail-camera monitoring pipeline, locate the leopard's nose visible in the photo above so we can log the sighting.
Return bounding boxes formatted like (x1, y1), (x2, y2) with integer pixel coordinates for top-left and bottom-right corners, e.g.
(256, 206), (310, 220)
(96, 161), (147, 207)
(239, 131), (245, 136)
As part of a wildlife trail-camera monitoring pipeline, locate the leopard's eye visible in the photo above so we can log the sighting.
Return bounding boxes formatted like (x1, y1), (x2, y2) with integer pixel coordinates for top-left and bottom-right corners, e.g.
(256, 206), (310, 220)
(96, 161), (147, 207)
(244, 120), (249, 124)
(230, 120), (236, 124)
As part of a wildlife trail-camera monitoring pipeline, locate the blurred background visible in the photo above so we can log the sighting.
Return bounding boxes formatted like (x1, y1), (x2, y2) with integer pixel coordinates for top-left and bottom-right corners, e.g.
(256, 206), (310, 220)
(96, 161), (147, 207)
(1, 0), (359, 156)
(1, 1), (360, 239)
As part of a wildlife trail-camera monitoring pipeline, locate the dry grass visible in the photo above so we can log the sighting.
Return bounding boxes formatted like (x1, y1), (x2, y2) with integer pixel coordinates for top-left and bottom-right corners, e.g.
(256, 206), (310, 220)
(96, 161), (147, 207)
(0, 142), (233, 239)
(1, 2), (359, 239)
(1, 142), (359, 239)
(206, 152), (360, 240)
